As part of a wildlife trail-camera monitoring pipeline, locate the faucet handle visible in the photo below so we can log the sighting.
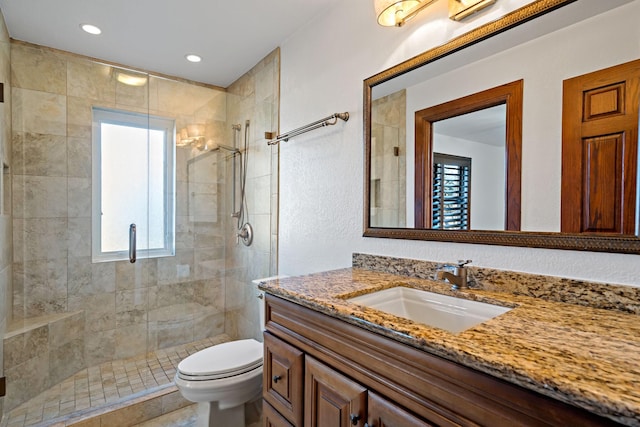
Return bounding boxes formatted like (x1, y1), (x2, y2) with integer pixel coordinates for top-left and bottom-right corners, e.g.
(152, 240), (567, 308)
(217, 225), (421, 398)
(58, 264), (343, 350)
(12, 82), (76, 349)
(457, 259), (472, 267)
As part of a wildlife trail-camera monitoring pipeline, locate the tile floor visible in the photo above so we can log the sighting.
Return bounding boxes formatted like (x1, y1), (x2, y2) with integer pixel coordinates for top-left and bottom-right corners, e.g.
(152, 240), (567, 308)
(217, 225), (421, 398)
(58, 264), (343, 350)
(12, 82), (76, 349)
(132, 401), (262, 427)
(1, 334), (233, 427)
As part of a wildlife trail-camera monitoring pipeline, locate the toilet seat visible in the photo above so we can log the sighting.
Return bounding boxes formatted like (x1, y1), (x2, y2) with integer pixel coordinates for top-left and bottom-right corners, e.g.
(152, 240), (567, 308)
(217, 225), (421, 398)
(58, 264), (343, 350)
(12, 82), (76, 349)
(177, 339), (263, 381)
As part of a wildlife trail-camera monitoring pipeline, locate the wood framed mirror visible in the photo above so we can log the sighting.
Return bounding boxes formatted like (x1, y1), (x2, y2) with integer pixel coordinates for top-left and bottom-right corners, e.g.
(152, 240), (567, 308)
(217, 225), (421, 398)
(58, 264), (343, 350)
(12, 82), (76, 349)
(363, 0), (640, 254)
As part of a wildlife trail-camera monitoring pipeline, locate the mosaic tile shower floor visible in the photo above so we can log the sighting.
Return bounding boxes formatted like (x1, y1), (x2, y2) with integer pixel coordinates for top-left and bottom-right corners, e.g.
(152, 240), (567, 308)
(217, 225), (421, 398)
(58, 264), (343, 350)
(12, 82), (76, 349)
(1, 335), (232, 427)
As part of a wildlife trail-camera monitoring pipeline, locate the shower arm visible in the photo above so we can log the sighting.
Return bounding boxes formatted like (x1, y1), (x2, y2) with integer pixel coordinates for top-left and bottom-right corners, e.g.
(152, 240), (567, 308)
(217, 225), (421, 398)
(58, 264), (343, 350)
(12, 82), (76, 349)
(266, 112), (349, 146)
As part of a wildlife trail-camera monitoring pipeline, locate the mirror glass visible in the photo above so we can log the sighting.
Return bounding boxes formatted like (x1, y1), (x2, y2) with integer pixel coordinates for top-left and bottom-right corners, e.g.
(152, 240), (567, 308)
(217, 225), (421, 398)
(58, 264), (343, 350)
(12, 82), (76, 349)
(371, 96), (508, 230)
(364, 0), (640, 253)
(432, 105), (506, 231)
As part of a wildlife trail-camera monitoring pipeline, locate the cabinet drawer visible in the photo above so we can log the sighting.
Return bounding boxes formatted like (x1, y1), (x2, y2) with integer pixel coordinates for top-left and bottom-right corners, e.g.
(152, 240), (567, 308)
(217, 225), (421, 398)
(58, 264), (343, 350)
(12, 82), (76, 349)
(264, 332), (304, 426)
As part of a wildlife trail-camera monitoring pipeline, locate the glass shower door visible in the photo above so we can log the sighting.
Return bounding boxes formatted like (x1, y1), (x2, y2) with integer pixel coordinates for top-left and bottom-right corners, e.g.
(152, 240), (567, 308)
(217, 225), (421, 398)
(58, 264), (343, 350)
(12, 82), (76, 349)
(91, 66), (158, 367)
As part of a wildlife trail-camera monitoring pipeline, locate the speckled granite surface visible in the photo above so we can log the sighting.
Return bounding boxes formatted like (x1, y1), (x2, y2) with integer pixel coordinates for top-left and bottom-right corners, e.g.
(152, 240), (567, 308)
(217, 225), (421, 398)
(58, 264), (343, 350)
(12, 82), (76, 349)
(353, 253), (640, 314)
(259, 267), (640, 426)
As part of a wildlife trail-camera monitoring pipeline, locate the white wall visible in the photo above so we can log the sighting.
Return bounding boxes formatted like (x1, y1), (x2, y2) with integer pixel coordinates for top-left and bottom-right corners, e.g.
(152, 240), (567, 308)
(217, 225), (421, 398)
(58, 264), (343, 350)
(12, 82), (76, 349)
(278, 0), (640, 287)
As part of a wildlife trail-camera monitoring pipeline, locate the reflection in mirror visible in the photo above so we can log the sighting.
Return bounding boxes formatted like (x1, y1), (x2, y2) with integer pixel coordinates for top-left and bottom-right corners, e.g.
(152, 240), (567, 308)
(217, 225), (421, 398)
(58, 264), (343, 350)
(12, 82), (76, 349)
(363, 0), (640, 253)
(370, 90), (406, 228)
(413, 80), (522, 231)
(432, 105), (506, 231)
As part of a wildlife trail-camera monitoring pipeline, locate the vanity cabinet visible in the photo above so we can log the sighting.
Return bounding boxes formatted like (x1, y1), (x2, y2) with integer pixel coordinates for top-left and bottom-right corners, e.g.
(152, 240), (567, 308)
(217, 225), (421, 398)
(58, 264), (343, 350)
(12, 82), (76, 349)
(263, 294), (621, 427)
(265, 331), (428, 427)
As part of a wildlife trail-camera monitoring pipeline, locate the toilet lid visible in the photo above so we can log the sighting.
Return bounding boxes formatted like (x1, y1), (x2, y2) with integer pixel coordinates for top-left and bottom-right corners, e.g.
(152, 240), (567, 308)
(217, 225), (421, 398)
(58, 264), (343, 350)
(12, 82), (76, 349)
(177, 339), (263, 379)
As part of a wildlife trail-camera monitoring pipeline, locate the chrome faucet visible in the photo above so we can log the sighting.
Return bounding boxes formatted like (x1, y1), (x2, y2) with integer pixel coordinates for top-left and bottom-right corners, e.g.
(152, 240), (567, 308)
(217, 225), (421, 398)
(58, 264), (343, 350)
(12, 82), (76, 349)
(435, 260), (472, 290)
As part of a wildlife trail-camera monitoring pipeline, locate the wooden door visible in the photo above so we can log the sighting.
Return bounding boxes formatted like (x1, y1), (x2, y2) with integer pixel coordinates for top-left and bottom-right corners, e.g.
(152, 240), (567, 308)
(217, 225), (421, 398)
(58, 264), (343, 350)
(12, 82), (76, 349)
(263, 332), (304, 426)
(305, 356), (367, 427)
(366, 392), (434, 427)
(263, 400), (295, 427)
(562, 59), (640, 234)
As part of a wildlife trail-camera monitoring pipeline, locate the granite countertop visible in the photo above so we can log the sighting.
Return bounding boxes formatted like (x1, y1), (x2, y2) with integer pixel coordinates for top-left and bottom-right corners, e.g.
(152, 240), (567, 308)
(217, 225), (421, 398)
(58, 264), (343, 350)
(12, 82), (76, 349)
(259, 268), (640, 426)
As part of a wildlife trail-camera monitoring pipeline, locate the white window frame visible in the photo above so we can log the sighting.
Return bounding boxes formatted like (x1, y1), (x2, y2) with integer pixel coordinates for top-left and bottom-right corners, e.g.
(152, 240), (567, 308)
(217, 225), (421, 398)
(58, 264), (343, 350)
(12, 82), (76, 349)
(92, 107), (176, 263)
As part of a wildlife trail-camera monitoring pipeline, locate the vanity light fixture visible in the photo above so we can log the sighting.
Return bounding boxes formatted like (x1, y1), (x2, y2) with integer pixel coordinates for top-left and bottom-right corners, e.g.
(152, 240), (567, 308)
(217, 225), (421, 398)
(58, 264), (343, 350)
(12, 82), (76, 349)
(185, 54), (202, 63)
(80, 23), (102, 35)
(448, 0), (496, 21)
(374, 0), (438, 27)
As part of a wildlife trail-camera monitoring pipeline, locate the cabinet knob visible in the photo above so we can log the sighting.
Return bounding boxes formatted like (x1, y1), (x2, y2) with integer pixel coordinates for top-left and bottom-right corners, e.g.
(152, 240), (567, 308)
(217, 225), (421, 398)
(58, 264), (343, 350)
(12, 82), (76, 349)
(272, 375), (282, 383)
(349, 413), (361, 425)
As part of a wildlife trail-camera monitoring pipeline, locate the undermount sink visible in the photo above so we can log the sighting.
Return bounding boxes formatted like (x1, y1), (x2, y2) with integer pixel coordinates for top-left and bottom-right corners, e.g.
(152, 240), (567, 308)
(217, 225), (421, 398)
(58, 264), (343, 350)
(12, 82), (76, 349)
(347, 286), (511, 333)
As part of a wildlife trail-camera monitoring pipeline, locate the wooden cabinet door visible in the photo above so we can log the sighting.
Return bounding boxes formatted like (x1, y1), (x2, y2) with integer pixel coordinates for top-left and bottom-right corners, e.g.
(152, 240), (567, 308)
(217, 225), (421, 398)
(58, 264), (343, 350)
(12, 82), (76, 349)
(562, 59), (640, 234)
(263, 399), (295, 427)
(305, 356), (367, 427)
(264, 332), (304, 426)
(366, 392), (434, 427)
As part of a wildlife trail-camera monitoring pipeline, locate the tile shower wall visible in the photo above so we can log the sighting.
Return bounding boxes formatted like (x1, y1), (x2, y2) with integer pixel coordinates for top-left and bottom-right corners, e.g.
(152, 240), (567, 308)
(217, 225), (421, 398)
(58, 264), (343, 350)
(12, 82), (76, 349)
(7, 41), (233, 408)
(371, 90), (406, 228)
(0, 10), (12, 420)
(224, 49), (279, 341)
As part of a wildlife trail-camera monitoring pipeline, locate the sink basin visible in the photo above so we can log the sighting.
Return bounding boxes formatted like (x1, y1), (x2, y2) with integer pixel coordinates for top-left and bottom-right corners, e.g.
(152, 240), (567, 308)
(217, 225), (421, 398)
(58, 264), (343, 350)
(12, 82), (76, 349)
(347, 286), (511, 333)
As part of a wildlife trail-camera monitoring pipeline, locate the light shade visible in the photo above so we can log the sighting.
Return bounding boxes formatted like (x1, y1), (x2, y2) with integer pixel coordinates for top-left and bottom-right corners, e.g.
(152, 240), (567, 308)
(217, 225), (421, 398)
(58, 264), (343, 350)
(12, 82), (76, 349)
(375, 0), (435, 27)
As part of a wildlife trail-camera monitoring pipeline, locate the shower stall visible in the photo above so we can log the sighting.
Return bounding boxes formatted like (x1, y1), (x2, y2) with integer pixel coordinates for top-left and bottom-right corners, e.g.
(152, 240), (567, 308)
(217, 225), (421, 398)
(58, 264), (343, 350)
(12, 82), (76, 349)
(3, 42), (279, 425)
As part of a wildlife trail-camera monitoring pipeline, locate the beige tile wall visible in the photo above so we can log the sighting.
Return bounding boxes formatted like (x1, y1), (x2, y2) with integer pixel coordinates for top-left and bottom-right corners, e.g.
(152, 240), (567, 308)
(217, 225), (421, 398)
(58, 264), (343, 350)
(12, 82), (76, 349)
(3, 311), (85, 409)
(224, 48), (279, 341)
(371, 89), (407, 228)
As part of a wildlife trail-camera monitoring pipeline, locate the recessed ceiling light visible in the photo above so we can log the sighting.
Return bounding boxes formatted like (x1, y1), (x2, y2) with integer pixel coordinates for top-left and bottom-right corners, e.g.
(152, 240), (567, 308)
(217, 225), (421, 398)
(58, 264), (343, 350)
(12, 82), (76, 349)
(81, 24), (102, 35)
(185, 54), (202, 63)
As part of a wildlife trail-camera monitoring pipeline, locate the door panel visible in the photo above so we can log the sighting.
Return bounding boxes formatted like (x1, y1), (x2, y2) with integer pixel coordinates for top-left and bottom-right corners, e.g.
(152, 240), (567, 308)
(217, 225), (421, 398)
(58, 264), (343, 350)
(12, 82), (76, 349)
(305, 356), (367, 427)
(367, 392), (434, 427)
(263, 332), (304, 426)
(562, 59), (640, 234)
(263, 400), (295, 427)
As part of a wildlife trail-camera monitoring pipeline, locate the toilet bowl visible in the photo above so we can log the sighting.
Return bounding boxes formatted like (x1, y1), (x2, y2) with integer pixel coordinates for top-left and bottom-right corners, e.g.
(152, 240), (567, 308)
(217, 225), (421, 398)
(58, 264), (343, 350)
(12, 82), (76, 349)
(175, 281), (267, 427)
(175, 339), (263, 427)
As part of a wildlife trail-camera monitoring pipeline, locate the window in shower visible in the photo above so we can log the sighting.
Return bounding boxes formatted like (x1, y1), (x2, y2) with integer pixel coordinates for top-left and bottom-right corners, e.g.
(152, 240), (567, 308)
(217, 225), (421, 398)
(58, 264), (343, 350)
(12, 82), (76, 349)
(92, 107), (176, 262)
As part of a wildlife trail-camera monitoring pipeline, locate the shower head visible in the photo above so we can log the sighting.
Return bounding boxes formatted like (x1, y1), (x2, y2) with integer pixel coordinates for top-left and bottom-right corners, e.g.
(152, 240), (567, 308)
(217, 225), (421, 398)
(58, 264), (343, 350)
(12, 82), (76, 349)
(210, 144), (240, 154)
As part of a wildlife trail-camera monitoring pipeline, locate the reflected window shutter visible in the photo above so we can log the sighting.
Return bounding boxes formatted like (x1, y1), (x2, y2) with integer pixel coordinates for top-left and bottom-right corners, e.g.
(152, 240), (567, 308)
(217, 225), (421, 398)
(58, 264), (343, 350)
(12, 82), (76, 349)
(432, 153), (471, 230)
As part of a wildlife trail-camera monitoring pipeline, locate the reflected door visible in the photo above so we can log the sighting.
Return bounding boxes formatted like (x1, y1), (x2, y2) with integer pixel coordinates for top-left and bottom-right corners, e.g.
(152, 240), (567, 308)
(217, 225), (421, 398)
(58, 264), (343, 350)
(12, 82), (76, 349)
(561, 59), (640, 234)
(414, 80), (523, 230)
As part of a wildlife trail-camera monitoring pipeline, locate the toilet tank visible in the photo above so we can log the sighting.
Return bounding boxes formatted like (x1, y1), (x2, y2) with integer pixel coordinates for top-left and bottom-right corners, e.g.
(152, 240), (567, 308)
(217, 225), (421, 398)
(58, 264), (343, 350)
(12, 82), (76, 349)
(252, 276), (287, 332)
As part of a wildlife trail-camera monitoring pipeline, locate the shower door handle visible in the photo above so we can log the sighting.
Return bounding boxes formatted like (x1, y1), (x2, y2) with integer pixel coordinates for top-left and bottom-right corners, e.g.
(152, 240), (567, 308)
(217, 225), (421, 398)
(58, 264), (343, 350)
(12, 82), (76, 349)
(129, 223), (136, 263)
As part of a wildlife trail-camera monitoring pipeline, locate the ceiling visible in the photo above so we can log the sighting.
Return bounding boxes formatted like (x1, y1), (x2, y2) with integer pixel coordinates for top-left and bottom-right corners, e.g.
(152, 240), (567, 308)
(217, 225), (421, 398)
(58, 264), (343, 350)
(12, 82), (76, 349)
(0, 0), (341, 88)
(434, 104), (506, 147)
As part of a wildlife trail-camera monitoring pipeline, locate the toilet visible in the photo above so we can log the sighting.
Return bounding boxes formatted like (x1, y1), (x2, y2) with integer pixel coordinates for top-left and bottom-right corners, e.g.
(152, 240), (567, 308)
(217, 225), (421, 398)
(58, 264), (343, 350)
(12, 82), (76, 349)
(175, 283), (266, 427)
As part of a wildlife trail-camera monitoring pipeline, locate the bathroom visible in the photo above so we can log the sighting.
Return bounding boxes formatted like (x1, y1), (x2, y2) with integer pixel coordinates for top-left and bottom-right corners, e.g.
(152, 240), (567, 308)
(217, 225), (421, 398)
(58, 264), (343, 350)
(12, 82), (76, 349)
(0, 0), (640, 426)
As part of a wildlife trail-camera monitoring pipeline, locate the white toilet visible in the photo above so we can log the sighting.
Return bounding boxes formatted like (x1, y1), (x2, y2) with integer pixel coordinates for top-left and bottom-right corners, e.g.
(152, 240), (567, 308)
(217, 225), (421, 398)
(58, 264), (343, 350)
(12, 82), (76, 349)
(175, 284), (266, 427)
